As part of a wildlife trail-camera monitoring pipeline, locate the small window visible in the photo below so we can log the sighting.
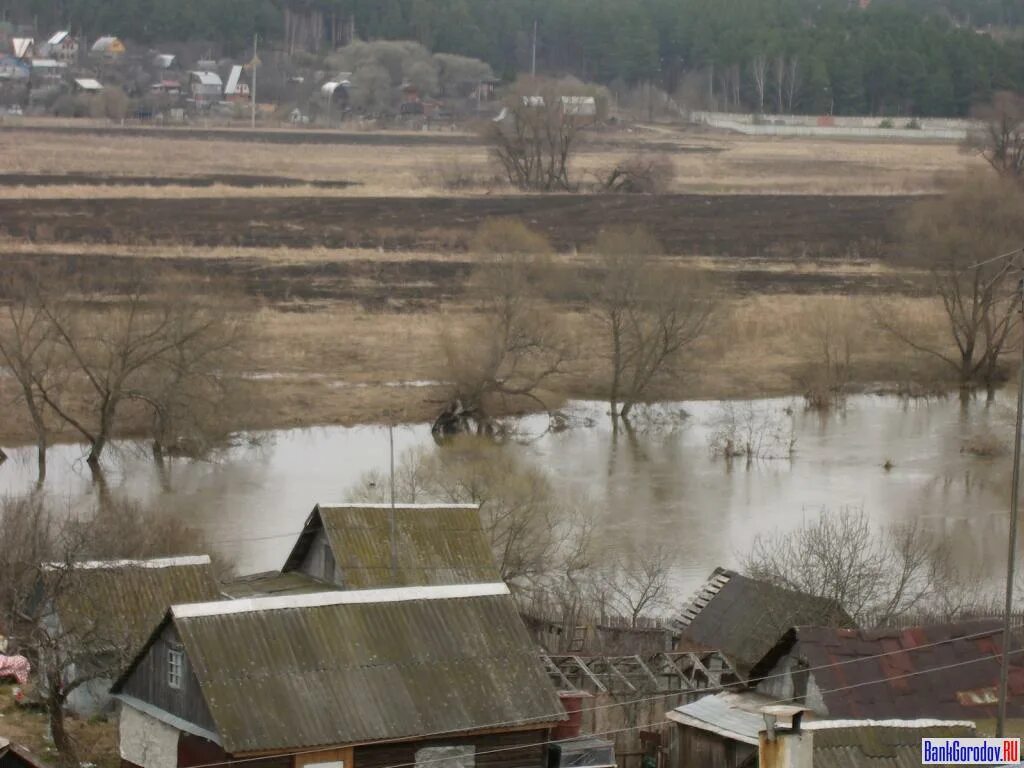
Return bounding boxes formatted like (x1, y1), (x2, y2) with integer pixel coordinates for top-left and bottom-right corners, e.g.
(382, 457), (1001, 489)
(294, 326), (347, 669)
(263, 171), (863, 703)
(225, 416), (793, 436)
(167, 647), (184, 690)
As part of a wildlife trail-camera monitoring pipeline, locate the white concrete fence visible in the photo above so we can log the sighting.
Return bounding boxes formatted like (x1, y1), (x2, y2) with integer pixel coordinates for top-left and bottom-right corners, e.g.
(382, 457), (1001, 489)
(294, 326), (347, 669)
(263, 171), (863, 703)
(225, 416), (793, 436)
(688, 110), (980, 141)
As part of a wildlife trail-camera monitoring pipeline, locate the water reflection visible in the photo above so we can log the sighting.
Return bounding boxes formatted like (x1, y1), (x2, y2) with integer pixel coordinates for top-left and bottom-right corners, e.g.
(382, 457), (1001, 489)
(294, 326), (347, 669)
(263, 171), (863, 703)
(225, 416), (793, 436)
(0, 394), (1016, 596)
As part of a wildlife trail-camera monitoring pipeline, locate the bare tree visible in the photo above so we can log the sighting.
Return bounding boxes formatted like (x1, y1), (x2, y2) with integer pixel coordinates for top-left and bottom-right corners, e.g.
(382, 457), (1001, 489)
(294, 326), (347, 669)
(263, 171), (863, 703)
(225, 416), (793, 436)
(773, 54), (786, 113)
(434, 220), (571, 437)
(484, 78), (598, 191)
(750, 54), (769, 113)
(600, 153), (675, 194)
(878, 175), (1024, 399)
(968, 91), (1024, 183)
(352, 435), (593, 591)
(0, 272), (65, 483)
(591, 227), (715, 420)
(0, 496), (215, 764)
(708, 401), (795, 462)
(597, 546), (674, 627)
(784, 56), (800, 113)
(742, 507), (970, 625)
(795, 297), (859, 410)
(28, 271), (254, 471)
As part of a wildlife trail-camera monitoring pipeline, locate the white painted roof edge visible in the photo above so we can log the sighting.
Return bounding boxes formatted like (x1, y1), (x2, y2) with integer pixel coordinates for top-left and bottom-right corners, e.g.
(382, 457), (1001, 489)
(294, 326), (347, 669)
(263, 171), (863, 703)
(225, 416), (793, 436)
(173, 582), (510, 618)
(665, 710), (759, 746)
(803, 718), (977, 730)
(318, 503), (481, 510)
(42, 554), (211, 571)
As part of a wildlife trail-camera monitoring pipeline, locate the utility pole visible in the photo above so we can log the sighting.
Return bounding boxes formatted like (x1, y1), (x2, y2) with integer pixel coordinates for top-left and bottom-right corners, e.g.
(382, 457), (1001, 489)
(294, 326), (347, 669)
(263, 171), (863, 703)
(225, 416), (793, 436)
(531, 19), (537, 78)
(250, 32), (257, 129)
(998, 262), (1024, 738)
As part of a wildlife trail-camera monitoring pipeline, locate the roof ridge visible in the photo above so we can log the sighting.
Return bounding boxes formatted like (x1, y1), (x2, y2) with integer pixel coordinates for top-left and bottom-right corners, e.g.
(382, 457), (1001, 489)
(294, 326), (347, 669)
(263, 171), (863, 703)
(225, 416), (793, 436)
(318, 503), (481, 510)
(41, 555), (211, 571)
(804, 718), (977, 730)
(173, 582), (510, 618)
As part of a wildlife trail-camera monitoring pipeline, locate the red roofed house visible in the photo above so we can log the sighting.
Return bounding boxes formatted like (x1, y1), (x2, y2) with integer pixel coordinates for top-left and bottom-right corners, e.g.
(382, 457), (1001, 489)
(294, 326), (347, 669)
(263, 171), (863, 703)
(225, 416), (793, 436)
(748, 621), (1024, 723)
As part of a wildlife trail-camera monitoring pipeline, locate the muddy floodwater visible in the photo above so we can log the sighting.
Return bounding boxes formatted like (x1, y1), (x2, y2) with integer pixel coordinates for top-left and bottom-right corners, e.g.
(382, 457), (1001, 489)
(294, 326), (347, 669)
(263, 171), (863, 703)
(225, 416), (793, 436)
(0, 395), (1017, 597)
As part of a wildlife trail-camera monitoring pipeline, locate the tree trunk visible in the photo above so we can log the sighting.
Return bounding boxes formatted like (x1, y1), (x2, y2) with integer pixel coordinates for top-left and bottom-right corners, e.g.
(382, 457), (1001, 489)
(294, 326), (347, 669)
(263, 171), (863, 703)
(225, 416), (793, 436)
(36, 440), (46, 485)
(47, 692), (75, 766)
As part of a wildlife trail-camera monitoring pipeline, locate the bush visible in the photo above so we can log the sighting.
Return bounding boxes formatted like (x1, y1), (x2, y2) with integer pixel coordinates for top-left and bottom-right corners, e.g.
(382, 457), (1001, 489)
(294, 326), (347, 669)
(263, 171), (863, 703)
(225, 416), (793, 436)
(879, 118), (895, 128)
(905, 118), (922, 130)
(600, 153), (675, 194)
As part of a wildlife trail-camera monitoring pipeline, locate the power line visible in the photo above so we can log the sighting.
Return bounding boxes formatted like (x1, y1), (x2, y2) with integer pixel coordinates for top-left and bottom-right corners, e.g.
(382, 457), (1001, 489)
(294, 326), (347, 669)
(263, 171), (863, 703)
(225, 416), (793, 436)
(132, 628), (1024, 768)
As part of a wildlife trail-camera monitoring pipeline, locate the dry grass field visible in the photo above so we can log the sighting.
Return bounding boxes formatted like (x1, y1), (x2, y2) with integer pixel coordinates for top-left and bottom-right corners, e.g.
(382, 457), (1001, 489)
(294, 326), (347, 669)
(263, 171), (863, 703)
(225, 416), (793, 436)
(0, 122), (971, 445)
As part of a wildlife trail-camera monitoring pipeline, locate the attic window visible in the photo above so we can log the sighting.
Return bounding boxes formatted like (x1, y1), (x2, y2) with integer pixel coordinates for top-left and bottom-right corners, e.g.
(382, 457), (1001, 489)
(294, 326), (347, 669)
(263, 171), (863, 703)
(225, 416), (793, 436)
(167, 647), (184, 690)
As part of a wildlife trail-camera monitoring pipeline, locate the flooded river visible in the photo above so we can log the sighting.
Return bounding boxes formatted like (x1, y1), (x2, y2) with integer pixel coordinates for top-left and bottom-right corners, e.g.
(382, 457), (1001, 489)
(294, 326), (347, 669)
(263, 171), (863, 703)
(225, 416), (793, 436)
(0, 394), (1017, 597)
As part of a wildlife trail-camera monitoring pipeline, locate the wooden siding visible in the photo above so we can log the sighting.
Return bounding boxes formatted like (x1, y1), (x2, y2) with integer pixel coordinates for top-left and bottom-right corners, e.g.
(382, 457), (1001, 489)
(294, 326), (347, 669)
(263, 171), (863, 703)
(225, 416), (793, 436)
(179, 734), (291, 768)
(121, 624), (217, 733)
(298, 528), (340, 585)
(665, 726), (755, 768)
(354, 729), (549, 768)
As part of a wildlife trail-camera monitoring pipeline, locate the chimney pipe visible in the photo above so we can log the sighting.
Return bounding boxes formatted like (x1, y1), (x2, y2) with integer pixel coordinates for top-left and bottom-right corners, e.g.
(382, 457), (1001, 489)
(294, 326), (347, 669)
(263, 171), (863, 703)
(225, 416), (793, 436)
(759, 706), (812, 768)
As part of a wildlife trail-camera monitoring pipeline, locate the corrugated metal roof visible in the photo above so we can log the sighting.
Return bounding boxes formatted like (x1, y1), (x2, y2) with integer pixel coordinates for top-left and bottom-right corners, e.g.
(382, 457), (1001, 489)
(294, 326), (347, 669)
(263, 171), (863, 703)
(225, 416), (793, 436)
(668, 691), (780, 745)
(810, 721), (976, 768)
(49, 556), (220, 652)
(220, 570), (327, 598)
(47, 31), (69, 45)
(190, 70), (222, 87)
(773, 622), (1024, 721)
(671, 568), (853, 676)
(73, 78), (102, 90)
(283, 504), (501, 589)
(224, 65), (242, 94)
(142, 588), (563, 753)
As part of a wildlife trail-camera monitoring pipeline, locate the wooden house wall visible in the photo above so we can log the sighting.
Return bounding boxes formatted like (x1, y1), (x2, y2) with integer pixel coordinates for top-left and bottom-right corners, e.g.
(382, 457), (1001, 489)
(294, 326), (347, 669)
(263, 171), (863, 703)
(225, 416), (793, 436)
(179, 734), (291, 768)
(665, 725), (755, 768)
(121, 624), (217, 733)
(354, 729), (549, 768)
(298, 528), (340, 585)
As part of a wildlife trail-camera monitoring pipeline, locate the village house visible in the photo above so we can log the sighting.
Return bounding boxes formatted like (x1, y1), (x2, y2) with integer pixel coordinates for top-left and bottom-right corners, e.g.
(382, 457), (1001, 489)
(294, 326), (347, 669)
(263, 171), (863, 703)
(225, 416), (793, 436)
(223, 65), (249, 102)
(38, 555), (220, 717)
(112, 582), (565, 768)
(0, 738), (53, 768)
(748, 622), (1024, 727)
(666, 698), (982, 768)
(225, 503), (501, 597)
(89, 36), (125, 58)
(188, 70), (222, 106)
(42, 32), (77, 63)
(670, 568), (852, 679)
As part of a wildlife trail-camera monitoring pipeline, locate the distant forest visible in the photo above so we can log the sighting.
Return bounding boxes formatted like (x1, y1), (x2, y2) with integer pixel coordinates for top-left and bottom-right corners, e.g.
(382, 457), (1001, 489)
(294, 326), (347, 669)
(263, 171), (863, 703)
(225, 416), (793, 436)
(9, 0), (1024, 116)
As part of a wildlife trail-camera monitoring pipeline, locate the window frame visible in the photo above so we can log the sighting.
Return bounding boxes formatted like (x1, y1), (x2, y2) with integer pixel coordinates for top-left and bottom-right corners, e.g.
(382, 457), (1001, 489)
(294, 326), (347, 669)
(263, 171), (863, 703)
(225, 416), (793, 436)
(167, 646), (184, 690)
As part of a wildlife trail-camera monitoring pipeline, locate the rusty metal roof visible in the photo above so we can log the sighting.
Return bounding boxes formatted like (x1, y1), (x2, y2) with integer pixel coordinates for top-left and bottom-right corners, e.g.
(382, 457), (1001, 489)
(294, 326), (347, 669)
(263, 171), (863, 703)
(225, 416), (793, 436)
(47, 556), (221, 652)
(806, 720), (976, 768)
(121, 584), (564, 754)
(756, 622), (1024, 721)
(282, 504), (501, 589)
(671, 568), (853, 677)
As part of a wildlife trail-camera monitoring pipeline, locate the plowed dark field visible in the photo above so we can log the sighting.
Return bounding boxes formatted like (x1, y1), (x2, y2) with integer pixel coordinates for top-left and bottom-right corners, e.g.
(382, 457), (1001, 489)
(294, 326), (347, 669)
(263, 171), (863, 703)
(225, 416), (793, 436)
(0, 193), (916, 256)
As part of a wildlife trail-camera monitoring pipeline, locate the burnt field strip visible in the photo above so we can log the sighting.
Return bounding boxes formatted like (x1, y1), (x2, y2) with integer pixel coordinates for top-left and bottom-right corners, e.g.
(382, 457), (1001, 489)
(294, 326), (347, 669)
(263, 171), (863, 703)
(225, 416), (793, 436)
(1, 250), (926, 309)
(0, 193), (916, 257)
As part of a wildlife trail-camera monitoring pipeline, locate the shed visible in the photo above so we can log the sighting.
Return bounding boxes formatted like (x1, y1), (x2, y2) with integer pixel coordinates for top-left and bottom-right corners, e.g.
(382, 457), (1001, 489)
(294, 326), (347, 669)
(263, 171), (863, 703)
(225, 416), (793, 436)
(40, 555), (220, 717)
(72, 78), (102, 92)
(280, 503), (501, 589)
(665, 691), (774, 768)
(0, 739), (54, 768)
(671, 568), (852, 678)
(44, 31), (76, 62)
(189, 70), (222, 103)
(113, 583), (566, 768)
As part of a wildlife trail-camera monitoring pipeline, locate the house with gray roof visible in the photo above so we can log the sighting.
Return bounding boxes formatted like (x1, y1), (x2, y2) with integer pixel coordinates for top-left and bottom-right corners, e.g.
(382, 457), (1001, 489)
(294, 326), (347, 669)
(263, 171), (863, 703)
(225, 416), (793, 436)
(225, 503), (500, 596)
(112, 582), (565, 768)
(39, 555), (221, 717)
(671, 568), (853, 678)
